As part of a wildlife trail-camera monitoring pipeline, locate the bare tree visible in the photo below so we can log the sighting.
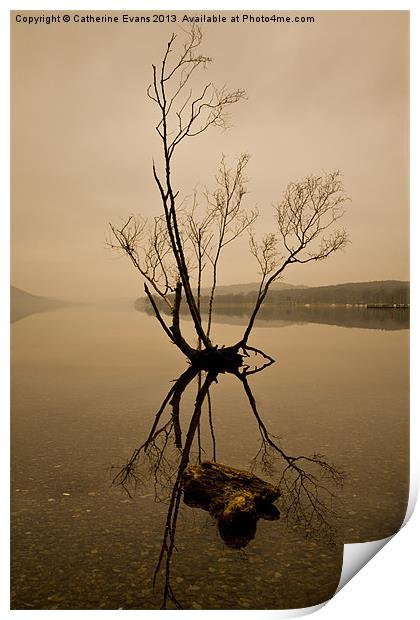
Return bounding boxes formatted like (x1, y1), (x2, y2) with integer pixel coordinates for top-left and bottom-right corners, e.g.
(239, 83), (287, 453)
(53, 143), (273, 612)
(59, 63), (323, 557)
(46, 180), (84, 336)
(145, 26), (245, 349)
(108, 28), (350, 609)
(109, 27), (349, 369)
(240, 170), (349, 346)
(203, 154), (258, 337)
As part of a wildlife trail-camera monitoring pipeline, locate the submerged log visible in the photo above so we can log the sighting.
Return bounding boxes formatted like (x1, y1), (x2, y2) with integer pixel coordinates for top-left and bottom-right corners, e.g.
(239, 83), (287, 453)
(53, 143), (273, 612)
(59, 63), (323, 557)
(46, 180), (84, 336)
(183, 461), (280, 548)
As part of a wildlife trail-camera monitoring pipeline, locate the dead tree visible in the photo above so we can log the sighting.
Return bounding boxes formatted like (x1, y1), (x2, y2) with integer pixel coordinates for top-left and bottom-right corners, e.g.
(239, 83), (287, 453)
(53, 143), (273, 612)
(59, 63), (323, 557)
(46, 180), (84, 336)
(240, 171), (349, 346)
(108, 27), (350, 370)
(107, 27), (349, 610)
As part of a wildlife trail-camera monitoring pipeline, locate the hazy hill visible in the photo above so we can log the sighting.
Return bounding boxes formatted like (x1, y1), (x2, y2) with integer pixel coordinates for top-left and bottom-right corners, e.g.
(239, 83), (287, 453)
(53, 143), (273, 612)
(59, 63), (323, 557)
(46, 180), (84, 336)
(201, 281), (306, 296)
(227, 280), (410, 306)
(11, 286), (71, 323)
(135, 280), (409, 312)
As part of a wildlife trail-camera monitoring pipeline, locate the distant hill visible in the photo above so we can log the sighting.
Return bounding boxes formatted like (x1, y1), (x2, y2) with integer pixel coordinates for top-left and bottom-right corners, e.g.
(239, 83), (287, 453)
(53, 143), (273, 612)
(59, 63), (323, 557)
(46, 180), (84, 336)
(11, 286), (71, 323)
(221, 280), (410, 306)
(201, 281), (307, 296)
(135, 280), (409, 312)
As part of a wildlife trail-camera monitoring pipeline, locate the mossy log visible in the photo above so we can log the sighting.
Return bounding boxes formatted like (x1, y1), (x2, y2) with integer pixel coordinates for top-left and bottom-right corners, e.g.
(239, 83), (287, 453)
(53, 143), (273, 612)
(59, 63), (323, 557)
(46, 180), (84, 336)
(183, 461), (280, 548)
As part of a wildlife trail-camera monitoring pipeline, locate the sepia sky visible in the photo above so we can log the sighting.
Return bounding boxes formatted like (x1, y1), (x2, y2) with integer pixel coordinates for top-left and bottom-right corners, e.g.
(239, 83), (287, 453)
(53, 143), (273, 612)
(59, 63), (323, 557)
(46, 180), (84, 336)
(11, 10), (409, 301)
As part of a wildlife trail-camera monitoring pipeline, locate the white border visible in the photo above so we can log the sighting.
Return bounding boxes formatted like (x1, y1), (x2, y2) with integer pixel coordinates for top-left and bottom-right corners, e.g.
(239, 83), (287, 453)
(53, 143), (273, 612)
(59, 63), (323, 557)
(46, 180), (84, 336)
(2, 2), (418, 619)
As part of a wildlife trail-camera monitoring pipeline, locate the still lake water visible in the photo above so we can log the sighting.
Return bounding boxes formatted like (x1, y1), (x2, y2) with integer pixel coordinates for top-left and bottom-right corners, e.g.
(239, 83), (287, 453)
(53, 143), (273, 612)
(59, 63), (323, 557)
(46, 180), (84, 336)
(11, 305), (409, 610)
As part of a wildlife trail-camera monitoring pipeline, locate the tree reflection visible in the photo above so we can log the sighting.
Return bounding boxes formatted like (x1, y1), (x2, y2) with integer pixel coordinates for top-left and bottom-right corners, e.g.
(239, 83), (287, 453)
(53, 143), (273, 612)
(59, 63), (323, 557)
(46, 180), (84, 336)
(112, 358), (343, 609)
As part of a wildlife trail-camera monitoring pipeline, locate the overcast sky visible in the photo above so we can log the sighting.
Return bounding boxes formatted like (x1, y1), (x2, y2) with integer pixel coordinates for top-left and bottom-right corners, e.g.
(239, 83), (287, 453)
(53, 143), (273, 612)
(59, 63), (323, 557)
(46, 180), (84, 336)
(11, 10), (409, 301)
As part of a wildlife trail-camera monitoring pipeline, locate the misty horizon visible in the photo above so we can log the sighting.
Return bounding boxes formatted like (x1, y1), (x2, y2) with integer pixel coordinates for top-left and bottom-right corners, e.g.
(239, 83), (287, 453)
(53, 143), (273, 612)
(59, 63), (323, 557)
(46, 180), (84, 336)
(11, 11), (409, 302)
(10, 276), (410, 304)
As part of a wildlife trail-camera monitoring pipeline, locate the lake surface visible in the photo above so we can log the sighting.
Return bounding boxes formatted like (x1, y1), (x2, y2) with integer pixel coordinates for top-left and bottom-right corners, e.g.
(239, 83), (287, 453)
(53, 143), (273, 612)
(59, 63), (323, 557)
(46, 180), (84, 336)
(11, 305), (409, 610)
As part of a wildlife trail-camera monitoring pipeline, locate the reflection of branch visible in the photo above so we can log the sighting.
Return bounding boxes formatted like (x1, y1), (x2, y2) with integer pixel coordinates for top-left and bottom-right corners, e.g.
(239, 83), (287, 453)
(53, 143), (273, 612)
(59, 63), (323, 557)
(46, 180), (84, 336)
(112, 367), (218, 608)
(207, 391), (216, 461)
(237, 371), (344, 540)
(112, 366), (199, 495)
(169, 365), (199, 449)
(112, 362), (344, 608)
(153, 371), (218, 609)
(240, 345), (275, 375)
(278, 453), (343, 539)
